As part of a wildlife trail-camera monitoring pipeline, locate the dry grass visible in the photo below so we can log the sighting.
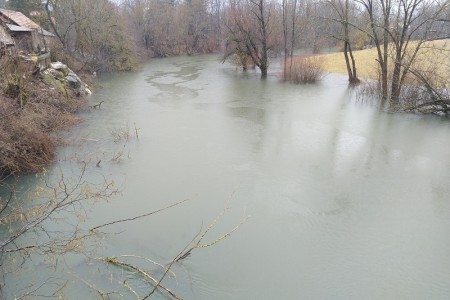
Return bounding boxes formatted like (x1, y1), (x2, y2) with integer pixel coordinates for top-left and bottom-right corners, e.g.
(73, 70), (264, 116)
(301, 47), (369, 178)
(0, 57), (87, 177)
(319, 39), (450, 83)
(284, 56), (325, 83)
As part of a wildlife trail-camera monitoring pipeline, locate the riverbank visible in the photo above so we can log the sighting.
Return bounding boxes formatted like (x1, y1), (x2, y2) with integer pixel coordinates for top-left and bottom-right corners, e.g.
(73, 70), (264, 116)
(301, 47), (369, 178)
(0, 57), (92, 178)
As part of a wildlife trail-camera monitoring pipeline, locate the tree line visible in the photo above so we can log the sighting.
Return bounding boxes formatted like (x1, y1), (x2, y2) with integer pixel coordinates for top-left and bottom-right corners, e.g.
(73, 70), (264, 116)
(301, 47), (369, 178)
(5, 0), (450, 108)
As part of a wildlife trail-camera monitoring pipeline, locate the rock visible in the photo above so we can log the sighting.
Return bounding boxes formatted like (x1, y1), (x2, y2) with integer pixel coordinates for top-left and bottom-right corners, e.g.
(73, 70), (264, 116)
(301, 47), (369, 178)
(66, 74), (81, 89)
(67, 71), (81, 82)
(50, 62), (68, 71)
(44, 61), (92, 96)
(47, 68), (65, 80)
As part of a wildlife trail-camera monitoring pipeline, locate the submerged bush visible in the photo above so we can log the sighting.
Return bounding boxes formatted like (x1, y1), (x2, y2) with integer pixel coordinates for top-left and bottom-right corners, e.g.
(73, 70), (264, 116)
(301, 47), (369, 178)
(284, 56), (325, 84)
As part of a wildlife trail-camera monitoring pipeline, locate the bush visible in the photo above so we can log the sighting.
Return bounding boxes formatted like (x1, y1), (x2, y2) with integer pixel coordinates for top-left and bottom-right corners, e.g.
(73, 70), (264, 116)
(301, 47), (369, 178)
(284, 56), (325, 84)
(0, 55), (85, 177)
(0, 117), (56, 177)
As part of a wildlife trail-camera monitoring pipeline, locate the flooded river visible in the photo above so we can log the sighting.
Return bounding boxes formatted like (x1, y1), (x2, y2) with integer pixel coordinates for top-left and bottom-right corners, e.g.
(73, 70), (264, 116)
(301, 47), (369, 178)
(5, 55), (450, 299)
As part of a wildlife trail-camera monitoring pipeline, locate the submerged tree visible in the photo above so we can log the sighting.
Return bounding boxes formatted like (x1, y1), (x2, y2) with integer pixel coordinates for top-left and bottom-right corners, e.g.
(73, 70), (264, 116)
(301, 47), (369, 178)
(355, 0), (450, 109)
(281, 0), (301, 80)
(327, 0), (361, 83)
(224, 0), (281, 78)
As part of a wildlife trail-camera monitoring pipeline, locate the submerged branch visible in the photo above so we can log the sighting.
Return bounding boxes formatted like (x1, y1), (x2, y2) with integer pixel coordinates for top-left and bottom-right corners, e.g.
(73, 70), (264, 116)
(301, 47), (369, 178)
(104, 257), (182, 300)
(90, 198), (189, 231)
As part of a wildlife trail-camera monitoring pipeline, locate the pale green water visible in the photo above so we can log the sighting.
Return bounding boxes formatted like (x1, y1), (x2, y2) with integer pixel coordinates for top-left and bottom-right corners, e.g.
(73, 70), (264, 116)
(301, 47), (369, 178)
(4, 55), (450, 299)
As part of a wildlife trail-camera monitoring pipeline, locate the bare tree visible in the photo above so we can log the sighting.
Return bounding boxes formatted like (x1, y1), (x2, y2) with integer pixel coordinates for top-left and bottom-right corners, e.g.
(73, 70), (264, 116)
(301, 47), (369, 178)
(224, 0), (280, 78)
(327, 0), (361, 83)
(289, 0), (298, 75)
(282, 0), (288, 80)
(354, 0), (449, 109)
(44, 0), (136, 72)
(281, 0), (300, 80)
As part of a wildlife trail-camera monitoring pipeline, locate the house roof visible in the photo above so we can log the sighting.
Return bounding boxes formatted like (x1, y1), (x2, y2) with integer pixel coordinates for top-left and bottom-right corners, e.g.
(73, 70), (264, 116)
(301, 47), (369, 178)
(6, 24), (32, 32)
(0, 8), (41, 30)
(40, 29), (56, 37)
(0, 25), (14, 45)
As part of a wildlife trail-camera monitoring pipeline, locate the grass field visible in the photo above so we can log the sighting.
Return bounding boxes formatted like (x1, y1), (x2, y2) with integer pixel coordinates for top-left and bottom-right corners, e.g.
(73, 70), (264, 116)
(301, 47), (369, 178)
(318, 39), (450, 82)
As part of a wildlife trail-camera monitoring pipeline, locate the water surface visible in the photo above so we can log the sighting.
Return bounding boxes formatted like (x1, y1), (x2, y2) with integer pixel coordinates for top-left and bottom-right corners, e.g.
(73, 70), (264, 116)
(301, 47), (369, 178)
(7, 55), (450, 299)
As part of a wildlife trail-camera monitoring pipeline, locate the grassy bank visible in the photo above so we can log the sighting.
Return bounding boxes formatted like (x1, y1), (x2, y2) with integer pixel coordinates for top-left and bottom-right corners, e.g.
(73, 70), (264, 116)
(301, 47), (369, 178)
(319, 39), (450, 82)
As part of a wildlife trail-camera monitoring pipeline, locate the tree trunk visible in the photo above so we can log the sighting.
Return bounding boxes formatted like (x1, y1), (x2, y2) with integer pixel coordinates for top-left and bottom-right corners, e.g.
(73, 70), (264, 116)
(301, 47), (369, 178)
(343, 41), (354, 82)
(348, 43), (359, 82)
(390, 52), (402, 109)
(260, 64), (268, 78)
(342, 0), (359, 84)
(282, 0), (288, 81)
(259, 0), (269, 79)
(45, 0), (65, 47)
(289, 0), (297, 76)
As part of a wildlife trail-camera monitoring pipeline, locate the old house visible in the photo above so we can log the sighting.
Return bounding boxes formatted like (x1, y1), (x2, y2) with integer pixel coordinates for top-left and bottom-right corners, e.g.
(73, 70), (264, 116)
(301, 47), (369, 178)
(0, 23), (14, 56)
(0, 8), (56, 55)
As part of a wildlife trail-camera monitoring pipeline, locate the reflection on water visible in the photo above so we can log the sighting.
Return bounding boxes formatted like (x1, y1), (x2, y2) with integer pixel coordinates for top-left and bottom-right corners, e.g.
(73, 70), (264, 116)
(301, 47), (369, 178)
(4, 55), (450, 299)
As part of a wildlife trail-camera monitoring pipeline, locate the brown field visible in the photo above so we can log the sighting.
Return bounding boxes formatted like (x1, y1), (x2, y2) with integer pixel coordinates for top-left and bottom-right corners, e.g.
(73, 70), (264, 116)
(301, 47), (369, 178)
(318, 39), (450, 83)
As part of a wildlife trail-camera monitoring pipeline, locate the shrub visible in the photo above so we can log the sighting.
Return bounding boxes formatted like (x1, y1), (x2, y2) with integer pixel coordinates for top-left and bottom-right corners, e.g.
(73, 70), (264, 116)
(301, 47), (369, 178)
(0, 118), (56, 177)
(0, 55), (86, 177)
(284, 56), (325, 84)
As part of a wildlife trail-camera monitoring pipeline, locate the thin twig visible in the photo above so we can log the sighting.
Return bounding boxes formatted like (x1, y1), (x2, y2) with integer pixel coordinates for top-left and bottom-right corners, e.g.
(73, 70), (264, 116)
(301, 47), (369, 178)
(90, 199), (189, 231)
(144, 225), (204, 299)
(104, 257), (182, 300)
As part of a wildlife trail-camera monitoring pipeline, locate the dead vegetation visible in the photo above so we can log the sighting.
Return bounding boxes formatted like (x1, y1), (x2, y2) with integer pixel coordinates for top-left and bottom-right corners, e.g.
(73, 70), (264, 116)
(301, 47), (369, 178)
(283, 55), (326, 83)
(321, 40), (450, 114)
(0, 56), (88, 177)
(320, 40), (450, 82)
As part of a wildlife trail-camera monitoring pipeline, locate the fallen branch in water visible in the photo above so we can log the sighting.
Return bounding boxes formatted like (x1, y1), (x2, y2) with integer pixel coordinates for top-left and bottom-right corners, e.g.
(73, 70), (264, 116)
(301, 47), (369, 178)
(143, 225), (203, 300)
(144, 208), (250, 299)
(89, 101), (104, 109)
(177, 214), (249, 262)
(111, 254), (176, 277)
(104, 257), (182, 300)
(404, 99), (450, 114)
(100, 199), (247, 300)
(134, 123), (140, 140)
(90, 198), (189, 231)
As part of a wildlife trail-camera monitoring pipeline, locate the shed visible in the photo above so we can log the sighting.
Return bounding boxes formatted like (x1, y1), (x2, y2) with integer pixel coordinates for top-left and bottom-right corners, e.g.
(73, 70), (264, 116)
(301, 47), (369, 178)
(0, 8), (56, 53)
(0, 24), (14, 56)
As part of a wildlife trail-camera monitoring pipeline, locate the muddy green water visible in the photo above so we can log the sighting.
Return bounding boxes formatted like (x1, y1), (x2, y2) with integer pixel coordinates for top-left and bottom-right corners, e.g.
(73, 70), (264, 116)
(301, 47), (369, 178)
(6, 55), (450, 299)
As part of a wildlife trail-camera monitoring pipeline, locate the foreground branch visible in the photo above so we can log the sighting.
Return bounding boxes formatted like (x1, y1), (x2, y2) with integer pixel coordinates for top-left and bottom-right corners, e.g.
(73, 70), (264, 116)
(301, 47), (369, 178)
(90, 199), (189, 231)
(104, 257), (182, 300)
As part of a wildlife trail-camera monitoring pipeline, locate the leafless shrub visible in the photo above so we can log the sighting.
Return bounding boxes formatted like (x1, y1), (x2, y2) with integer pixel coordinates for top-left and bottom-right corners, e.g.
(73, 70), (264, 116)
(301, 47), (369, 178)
(356, 57), (450, 114)
(355, 80), (382, 102)
(0, 55), (87, 178)
(110, 124), (131, 144)
(0, 56), (33, 108)
(102, 204), (249, 300)
(0, 114), (56, 177)
(0, 162), (119, 299)
(110, 144), (128, 163)
(284, 56), (325, 84)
